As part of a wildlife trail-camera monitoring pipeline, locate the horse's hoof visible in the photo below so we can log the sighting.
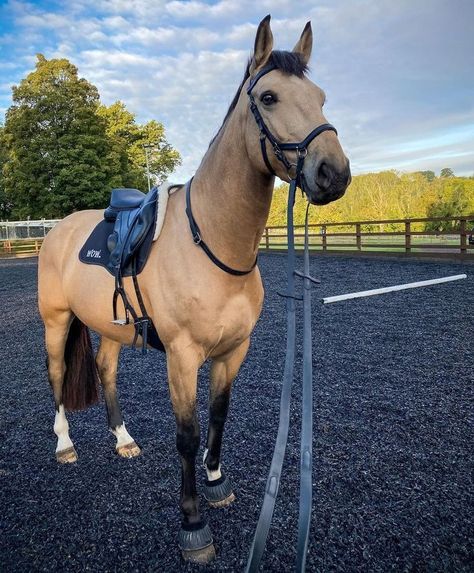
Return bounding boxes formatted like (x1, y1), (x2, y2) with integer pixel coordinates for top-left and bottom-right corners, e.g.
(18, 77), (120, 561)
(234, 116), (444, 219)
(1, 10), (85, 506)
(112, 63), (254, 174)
(179, 521), (215, 564)
(209, 492), (236, 508)
(203, 474), (235, 508)
(56, 446), (78, 464)
(181, 543), (216, 564)
(116, 441), (141, 458)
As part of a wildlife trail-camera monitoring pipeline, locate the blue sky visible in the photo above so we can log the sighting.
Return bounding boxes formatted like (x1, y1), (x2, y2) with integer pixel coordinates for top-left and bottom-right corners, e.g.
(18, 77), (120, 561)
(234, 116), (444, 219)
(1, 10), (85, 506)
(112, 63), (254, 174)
(0, 0), (473, 180)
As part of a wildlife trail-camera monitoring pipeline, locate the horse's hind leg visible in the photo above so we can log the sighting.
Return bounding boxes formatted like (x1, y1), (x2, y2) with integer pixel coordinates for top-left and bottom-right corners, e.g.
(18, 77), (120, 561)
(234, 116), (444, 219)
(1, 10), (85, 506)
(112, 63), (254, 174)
(203, 338), (250, 508)
(96, 336), (140, 458)
(44, 310), (77, 463)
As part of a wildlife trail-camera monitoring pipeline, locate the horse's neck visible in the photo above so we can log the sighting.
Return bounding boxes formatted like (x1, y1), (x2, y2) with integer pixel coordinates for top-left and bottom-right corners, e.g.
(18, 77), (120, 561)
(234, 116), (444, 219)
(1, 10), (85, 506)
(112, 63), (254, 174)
(191, 121), (274, 271)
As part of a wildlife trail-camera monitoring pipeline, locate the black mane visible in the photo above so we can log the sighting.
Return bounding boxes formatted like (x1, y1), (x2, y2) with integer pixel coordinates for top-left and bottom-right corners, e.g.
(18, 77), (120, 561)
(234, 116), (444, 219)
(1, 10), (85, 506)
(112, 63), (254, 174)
(209, 50), (308, 147)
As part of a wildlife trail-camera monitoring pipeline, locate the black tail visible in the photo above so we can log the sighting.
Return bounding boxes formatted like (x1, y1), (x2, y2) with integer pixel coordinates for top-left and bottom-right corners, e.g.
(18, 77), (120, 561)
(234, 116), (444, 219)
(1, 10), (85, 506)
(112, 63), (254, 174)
(62, 316), (100, 411)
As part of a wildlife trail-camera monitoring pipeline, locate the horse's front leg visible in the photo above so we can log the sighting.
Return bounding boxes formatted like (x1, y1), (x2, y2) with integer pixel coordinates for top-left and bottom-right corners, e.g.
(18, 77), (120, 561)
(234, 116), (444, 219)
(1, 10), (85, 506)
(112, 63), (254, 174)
(167, 344), (215, 564)
(203, 338), (250, 508)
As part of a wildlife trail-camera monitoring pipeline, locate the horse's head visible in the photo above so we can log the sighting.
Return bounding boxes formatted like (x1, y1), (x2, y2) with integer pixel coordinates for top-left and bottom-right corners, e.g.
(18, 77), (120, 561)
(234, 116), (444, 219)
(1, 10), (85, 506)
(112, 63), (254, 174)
(243, 15), (351, 205)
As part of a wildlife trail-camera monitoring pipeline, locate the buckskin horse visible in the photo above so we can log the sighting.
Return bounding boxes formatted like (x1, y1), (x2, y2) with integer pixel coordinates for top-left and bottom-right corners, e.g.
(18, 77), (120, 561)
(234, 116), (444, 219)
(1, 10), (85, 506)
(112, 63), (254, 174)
(38, 15), (351, 564)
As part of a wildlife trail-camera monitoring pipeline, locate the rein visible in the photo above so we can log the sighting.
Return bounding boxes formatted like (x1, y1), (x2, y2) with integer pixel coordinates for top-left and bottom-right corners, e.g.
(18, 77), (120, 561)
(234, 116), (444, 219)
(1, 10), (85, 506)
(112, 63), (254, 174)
(244, 65), (336, 572)
(186, 63), (337, 570)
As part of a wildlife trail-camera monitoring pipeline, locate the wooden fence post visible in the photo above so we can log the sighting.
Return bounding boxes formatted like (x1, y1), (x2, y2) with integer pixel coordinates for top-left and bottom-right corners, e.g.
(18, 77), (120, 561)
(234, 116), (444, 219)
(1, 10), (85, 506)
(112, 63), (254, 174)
(322, 225), (327, 251)
(356, 223), (361, 251)
(460, 218), (467, 254)
(405, 221), (411, 253)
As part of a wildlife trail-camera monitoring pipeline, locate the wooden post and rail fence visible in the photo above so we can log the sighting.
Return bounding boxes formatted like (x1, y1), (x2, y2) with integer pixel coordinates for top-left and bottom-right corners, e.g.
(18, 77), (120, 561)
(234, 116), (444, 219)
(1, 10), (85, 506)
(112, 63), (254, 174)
(1, 238), (43, 258)
(1, 215), (473, 259)
(260, 215), (474, 257)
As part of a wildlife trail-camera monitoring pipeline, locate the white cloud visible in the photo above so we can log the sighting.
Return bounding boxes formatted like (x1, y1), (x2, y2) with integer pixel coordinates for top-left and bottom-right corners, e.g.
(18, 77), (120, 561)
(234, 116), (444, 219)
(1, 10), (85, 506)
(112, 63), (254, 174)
(0, 0), (473, 179)
(102, 15), (129, 30)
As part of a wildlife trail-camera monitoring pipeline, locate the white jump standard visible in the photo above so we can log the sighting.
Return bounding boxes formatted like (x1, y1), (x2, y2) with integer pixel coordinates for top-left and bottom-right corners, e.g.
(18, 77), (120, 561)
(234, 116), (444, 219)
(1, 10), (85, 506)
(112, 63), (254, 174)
(322, 274), (467, 304)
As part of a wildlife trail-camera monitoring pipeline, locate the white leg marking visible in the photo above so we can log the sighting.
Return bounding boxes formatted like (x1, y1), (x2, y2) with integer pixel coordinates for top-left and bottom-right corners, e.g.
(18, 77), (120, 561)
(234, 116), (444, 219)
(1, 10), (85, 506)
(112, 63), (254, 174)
(112, 423), (135, 448)
(203, 447), (222, 481)
(206, 466), (222, 481)
(54, 405), (74, 453)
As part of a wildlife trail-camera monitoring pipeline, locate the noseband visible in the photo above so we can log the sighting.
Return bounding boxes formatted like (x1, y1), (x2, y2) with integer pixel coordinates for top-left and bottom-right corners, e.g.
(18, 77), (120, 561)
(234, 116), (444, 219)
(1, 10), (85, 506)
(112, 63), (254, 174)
(247, 64), (337, 186)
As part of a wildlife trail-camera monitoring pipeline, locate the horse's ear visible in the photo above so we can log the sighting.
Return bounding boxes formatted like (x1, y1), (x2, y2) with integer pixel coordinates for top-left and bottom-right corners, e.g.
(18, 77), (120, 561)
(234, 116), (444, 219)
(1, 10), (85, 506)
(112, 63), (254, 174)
(292, 21), (312, 64)
(250, 15), (273, 74)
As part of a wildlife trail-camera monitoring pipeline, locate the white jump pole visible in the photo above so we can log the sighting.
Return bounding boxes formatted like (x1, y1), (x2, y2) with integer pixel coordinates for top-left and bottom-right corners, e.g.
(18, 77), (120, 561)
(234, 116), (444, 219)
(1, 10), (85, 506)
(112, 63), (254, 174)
(322, 274), (467, 304)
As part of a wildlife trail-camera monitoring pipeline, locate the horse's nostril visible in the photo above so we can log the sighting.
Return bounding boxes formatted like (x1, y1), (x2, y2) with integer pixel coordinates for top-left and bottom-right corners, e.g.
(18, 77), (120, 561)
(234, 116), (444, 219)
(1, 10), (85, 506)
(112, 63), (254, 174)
(316, 161), (333, 190)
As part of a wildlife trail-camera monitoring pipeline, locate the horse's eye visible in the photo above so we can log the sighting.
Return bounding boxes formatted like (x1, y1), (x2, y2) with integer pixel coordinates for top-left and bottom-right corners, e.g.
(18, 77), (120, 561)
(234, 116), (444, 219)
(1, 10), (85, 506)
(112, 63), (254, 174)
(261, 92), (277, 106)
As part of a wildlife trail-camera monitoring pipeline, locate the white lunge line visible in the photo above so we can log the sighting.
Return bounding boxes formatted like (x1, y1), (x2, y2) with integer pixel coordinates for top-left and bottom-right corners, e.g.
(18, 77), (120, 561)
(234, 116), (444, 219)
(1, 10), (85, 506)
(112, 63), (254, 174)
(322, 274), (467, 304)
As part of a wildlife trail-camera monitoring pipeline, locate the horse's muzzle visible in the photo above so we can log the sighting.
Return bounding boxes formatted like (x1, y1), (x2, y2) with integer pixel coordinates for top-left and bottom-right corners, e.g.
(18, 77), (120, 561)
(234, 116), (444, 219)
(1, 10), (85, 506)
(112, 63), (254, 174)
(302, 158), (351, 205)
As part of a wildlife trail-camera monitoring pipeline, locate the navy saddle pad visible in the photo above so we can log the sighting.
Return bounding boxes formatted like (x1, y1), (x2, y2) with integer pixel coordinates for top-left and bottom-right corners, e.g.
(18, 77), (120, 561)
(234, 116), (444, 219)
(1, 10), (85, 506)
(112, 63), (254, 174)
(79, 186), (158, 277)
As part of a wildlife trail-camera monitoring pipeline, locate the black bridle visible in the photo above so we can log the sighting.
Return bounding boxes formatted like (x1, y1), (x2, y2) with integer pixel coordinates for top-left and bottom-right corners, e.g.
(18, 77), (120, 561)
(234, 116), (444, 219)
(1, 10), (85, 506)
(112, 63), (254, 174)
(187, 64), (339, 571)
(186, 64), (336, 277)
(247, 63), (337, 183)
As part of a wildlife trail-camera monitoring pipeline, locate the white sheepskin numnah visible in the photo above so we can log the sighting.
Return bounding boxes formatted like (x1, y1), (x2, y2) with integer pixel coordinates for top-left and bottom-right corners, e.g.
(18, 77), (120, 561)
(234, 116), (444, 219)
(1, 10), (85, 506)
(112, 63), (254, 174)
(153, 181), (182, 241)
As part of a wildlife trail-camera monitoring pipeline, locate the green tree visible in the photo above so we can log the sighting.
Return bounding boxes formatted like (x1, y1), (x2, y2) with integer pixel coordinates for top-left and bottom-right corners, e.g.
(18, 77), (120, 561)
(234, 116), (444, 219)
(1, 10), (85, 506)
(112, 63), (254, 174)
(97, 101), (180, 190)
(425, 183), (469, 231)
(268, 172), (474, 229)
(440, 167), (454, 178)
(0, 125), (13, 218)
(418, 170), (435, 182)
(3, 54), (113, 218)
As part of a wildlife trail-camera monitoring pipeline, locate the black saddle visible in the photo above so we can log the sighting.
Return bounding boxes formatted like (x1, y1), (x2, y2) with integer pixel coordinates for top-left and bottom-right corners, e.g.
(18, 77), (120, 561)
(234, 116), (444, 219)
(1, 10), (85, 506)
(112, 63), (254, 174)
(105, 186), (158, 277)
(80, 186), (158, 277)
(104, 188), (146, 219)
(79, 186), (164, 353)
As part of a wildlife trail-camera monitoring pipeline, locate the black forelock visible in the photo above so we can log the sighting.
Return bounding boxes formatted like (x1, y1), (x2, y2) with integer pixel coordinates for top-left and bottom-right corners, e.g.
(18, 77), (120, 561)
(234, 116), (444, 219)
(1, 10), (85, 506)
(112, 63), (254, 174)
(209, 50), (309, 147)
(267, 50), (308, 77)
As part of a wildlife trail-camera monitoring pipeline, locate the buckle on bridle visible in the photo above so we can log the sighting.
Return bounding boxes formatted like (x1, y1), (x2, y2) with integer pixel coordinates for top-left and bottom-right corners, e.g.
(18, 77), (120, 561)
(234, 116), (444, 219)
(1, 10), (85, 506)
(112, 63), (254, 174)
(297, 147), (308, 159)
(273, 144), (284, 161)
(277, 291), (303, 301)
(193, 232), (202, 245)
